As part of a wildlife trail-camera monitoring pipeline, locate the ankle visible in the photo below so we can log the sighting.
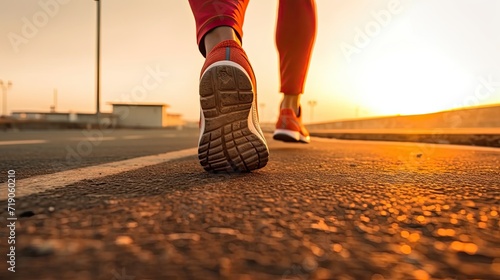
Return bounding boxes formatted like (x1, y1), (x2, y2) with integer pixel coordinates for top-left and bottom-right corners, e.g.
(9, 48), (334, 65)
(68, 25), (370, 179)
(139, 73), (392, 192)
(280, 94), (301, 113)
(204, 27), (240, 55)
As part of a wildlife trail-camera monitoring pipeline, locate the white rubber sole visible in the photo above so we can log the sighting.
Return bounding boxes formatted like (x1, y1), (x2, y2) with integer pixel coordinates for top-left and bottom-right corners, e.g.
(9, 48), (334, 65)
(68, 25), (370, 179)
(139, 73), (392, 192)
(273, 128), (311, 143)
(198, 61), (269, 172)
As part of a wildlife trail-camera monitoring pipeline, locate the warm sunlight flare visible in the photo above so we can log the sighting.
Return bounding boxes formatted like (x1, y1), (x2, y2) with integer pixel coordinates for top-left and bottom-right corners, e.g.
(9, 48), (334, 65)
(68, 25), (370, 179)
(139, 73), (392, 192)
(354, 47), (471, 116)
(1, 1), (498, 122)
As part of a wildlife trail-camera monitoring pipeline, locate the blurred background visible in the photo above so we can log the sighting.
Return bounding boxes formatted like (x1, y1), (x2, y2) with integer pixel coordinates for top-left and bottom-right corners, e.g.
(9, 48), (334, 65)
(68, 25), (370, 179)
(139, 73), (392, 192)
(1, 0), (499, 127)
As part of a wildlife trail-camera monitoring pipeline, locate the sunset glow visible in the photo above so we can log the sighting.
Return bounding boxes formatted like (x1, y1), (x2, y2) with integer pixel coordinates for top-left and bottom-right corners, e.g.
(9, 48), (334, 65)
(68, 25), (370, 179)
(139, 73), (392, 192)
(354, 47), (472, 116)
(1, 0), (499, 123)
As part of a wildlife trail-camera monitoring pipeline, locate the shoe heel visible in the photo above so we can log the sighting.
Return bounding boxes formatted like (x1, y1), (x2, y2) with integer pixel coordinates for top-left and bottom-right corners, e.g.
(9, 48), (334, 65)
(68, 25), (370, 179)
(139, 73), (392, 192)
(198, 63), (269, 172)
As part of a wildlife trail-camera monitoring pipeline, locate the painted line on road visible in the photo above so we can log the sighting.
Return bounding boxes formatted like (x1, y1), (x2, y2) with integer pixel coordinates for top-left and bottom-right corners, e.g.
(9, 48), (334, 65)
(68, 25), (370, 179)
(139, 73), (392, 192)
(15, 147), (197, 198)
(0, 140), (47, 146)
(312, 137), (500, 153)
(162, 134), (177, 138)
(122, 135), (146, 140)
(68, 137), (117, 141)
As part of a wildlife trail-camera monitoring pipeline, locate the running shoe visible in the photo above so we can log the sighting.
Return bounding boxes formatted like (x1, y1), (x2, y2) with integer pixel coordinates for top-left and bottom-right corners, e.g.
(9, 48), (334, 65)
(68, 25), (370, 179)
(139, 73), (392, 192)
(198, 40), (269, 172)
(273, 107), (310, 143)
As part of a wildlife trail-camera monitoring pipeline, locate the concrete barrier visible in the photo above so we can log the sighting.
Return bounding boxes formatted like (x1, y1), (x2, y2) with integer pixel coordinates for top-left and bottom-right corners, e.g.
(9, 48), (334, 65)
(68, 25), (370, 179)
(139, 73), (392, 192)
(306, 105), (500, 130)
(263, 105), (500, 148)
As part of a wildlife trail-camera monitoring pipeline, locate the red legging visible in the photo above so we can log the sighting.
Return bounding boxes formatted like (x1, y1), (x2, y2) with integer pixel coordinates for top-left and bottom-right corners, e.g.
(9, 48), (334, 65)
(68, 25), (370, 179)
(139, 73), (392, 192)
(188, 0), (317, 95)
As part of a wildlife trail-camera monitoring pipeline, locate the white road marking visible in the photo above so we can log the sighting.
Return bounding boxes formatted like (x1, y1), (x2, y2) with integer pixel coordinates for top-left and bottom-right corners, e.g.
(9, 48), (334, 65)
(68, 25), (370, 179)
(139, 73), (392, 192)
(68, 137), (117, 141)
(312, 137), (500, 153)
(162, 134), (177, 138)
(122, 135), (145, 140)
(0, 140), (47, 146)
(15, 147), (197, 198)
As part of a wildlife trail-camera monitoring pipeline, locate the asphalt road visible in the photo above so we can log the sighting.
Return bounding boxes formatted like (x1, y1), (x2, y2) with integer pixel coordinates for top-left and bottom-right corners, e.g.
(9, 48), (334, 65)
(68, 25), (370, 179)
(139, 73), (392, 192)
(0, 130), (499, 280)
(0, 129), (199, 181)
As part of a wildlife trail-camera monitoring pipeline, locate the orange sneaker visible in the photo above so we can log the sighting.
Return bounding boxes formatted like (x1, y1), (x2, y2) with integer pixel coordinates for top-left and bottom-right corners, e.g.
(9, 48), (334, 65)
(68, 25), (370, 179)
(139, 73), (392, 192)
(198, 40), (269, 172)
(273, 107), (310, 143)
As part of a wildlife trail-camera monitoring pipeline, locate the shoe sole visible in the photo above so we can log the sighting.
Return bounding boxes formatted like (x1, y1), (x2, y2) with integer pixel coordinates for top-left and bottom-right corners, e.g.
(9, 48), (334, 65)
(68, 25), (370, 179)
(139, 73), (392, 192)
(198, 61), (269, 172)
(273, 129), (310, 143)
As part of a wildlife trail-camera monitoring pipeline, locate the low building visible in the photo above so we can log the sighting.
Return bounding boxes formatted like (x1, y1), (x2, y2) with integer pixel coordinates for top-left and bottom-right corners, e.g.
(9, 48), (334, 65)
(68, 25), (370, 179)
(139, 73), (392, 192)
(109, 102), (184, 128)
(10, 103), (184, 129)
(11, 111), (118, 127)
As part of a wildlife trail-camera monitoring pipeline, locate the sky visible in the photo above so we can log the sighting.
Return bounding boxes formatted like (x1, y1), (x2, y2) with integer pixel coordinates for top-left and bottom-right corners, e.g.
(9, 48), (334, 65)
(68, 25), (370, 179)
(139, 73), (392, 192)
(1, 0), (499, 123)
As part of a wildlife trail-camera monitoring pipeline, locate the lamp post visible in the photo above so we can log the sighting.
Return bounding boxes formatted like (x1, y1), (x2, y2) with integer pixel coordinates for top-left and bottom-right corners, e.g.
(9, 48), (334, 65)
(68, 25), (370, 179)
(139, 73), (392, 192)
(0, 80), (13, 117)
(259, 103), (266, 123)
(95, 0), (101, 123)
(307, 100), (317, 123)
(50, 88), (58, 112)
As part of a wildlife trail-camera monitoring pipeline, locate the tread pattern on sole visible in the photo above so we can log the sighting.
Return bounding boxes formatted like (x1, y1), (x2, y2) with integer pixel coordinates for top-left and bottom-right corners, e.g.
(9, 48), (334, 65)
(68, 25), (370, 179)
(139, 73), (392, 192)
(198, 65), (269, 172)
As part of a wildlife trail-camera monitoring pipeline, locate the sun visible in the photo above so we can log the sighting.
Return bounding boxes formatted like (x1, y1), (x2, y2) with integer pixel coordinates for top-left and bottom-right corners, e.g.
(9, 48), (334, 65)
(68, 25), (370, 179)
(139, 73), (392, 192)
(353, 47), (471, 116)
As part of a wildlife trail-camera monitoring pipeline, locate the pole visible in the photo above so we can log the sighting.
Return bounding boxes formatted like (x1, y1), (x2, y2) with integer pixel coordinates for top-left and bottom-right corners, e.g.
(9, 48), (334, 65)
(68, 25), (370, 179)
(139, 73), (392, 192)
(2, 86), (5, 117)
(0, 80), (12, 117)
(310, 105), (313, 122)
(54, 88), (58, 111)
(96, 0), (101, 123)
(2, 83), (5, 117)
(307, 100), (317, 123)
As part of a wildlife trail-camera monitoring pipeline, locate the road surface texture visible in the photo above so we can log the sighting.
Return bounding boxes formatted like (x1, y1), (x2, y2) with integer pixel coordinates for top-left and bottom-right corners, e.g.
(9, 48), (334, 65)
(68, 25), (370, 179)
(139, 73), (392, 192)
(0, 129), (198, 181)
(1, 130), (499, 280)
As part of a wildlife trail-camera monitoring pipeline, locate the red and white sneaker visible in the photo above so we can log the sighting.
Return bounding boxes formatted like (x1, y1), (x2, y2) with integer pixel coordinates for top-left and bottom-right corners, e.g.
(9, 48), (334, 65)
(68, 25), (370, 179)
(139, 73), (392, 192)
(198, 40), (269, 172)
(273, 107), (310, 143)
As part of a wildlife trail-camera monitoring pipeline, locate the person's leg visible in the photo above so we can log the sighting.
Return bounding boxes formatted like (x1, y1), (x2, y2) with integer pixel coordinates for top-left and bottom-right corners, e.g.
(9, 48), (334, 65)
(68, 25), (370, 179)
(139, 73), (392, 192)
(276, 0), (317, 111)
(273, 0), (317, 143)
(188, 0), (248, 56)
(204, 26), (240, 55)
(188, 0), (269, 172)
